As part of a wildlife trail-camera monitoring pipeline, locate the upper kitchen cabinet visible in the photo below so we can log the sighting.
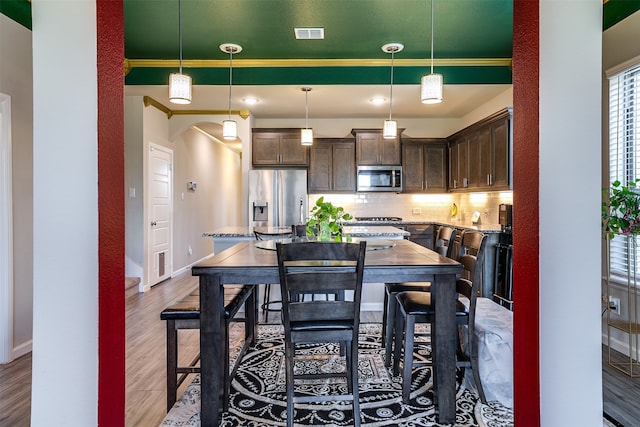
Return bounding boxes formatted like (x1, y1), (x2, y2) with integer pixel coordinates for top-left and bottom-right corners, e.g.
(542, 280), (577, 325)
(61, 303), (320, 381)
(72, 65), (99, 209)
(308, 138), (356, 193)
(402, 138), (448, 193)
(252, 128), (309, 167)
(352, 129), (401, 166)
(448, 109), (512, 191)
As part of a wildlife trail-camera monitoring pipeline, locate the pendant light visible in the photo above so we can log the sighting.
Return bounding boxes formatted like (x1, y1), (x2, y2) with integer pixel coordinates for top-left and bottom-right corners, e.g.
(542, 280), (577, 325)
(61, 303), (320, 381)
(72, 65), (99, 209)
(301, 87), (313, 146)
(421, 0), (443, 104)
(382, 43), (403, 139)
(220, 43), (242, 140)
(168, 0), (192, 104)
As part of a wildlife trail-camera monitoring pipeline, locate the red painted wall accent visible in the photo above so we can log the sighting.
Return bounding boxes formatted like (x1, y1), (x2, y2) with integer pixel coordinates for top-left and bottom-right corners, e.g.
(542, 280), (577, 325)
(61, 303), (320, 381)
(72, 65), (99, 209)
(97, 0), (125, 425)
(513, 1), (540, 425)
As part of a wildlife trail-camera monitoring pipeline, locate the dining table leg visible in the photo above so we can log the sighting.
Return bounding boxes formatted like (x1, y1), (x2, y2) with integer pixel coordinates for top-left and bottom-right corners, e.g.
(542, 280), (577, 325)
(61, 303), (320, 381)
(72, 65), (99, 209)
(199, 274), (223, 427)
(432, 273), (457, 424)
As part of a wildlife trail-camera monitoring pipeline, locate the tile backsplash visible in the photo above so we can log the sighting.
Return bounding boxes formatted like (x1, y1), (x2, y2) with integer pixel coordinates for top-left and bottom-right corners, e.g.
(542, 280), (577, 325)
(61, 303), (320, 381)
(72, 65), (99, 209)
(309, 191), (513, 227)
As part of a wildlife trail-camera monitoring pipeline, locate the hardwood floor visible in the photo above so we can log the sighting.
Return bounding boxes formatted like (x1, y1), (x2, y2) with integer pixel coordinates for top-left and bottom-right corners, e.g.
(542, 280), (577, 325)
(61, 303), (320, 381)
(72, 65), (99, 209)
(0, 272), (637, 426)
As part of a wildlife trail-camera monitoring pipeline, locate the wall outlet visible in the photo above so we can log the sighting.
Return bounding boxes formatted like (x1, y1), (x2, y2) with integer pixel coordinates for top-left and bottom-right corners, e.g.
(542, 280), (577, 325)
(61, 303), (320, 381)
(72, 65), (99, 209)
(412, 208), (421, 215)
(609, 296), (621, 315)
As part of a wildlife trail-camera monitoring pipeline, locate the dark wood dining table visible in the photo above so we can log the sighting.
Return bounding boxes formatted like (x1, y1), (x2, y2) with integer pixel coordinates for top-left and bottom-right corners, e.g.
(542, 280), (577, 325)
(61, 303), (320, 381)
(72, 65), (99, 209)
(191, 238), (462, 426)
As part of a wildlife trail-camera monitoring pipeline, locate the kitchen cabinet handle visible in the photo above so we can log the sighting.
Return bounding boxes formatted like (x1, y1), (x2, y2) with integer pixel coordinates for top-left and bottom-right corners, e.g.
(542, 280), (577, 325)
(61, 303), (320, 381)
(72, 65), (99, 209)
(151, 221), (157, 226)
(463, 177), (468, 188)
(453, 179), (457, 189)
(487, 174), (491, 186)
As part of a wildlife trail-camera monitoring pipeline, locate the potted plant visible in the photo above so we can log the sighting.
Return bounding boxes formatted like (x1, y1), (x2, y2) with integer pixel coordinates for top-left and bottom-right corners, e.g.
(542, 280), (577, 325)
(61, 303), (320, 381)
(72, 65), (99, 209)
(602, 179), (640, 238)
(306, 197), (353, 242)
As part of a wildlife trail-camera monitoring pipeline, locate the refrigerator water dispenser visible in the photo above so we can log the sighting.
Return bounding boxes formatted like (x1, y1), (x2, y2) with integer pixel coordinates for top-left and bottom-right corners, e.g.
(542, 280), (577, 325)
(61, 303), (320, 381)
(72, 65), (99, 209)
(253, 201), (269, 221)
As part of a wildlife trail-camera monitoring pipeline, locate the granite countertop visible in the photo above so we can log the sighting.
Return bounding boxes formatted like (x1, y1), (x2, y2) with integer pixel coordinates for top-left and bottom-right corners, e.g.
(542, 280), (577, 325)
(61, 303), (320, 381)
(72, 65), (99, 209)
(346, 220), (503, 233)
(203, 225), (410, 238)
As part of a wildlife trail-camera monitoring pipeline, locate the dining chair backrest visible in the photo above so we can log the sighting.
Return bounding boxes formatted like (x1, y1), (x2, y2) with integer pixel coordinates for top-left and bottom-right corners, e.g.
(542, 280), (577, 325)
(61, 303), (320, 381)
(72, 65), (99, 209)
(291, 224), (307, 238)
(276, 241), (367, 329)
(455, 230), (488, 323)
(254, 229), (292, 241)
(435, 225), (457, 258)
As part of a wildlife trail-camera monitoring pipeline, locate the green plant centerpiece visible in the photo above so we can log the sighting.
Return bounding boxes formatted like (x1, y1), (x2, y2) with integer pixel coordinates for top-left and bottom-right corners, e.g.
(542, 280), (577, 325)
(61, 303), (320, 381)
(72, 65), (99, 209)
(306, 197), (353, 242)
(602, 179), (640, 238)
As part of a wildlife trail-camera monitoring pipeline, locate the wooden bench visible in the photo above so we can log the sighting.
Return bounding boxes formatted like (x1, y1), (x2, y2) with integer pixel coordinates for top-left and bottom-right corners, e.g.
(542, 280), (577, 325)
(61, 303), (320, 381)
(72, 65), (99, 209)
(160, 284), (258, 412)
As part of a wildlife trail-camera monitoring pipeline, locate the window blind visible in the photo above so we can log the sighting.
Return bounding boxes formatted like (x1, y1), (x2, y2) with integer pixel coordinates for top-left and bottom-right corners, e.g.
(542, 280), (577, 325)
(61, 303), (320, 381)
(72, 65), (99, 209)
(608, 64), (640, 282)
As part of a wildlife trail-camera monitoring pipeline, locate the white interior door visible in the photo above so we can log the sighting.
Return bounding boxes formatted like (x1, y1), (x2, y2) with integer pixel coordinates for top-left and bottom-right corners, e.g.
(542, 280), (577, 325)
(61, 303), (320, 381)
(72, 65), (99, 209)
(147, 144), (173, 286)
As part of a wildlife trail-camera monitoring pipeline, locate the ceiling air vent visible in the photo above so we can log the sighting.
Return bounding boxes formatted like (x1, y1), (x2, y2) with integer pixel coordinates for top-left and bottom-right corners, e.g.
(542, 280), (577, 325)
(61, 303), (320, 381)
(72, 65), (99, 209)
(294, 27), (325, 40)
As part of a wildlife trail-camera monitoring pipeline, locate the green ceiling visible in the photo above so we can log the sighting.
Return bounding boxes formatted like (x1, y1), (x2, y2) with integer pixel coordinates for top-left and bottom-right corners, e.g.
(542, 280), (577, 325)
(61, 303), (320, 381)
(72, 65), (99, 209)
(3, 0), (640, 87)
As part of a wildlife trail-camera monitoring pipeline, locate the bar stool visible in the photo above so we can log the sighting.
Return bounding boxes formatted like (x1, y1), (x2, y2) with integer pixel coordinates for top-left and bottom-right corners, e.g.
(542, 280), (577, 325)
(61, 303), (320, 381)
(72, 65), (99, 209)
(254, 228), (293, 322)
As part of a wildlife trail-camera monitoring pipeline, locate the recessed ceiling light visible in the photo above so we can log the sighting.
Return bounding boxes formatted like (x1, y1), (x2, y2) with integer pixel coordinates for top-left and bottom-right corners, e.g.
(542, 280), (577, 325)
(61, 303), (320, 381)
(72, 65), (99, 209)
(294, 27), (325, 40)
(242, 97), (259, 105)
(370, 97), (387, 105)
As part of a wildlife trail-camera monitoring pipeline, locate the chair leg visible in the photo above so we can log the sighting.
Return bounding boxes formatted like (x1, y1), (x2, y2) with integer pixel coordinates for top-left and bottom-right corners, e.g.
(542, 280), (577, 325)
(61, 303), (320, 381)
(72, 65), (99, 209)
(262, 283), (271, 323)
(285, 340), (295, 427)
(384, 289), (397, 367)
(345, 340), (353, 394)
(351, 335), (361, 427)
(392, 305), (404, 377)
(381, 285), (389, 346)
(467, 328), (487, 404)
(222, 317), (231, 411)
(401, 314), (416, 402)
(166, 320), (178, 412)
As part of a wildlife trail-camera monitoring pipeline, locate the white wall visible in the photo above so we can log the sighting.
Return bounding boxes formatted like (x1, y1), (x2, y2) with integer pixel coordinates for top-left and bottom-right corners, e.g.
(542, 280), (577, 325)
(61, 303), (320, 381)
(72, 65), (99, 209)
(125, 96), (145, 283)
(31, 0), (99, 425)
(539, 2), (603, 425)
(0, 14), (33, 361)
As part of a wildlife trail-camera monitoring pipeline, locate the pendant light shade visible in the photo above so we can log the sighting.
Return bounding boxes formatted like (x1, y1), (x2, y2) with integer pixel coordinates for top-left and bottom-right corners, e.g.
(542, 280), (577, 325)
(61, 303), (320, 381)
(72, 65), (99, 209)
(169, 73), (192, 104)
(301, 87), (313, 146)
(220, 43), (242, 140)
(222, 120), (237, 139)
(421, 73), (443, 104)
(382, 43), (403, 139)
(421, 0), (443, 104)
(169, 0), (191, 104)
(383, 119), (397, 139)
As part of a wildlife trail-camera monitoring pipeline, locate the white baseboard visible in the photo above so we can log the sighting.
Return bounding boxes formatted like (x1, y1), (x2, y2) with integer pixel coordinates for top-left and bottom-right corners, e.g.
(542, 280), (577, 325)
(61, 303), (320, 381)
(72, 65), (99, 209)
(11, 339), (32, 361)
(361, 302), (384, 312)
(172, 253), (214, 278)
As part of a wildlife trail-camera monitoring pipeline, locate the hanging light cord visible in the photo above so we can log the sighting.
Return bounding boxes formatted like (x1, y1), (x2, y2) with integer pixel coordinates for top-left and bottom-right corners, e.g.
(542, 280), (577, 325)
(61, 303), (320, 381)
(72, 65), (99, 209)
(389, 48), (395, 120)
(228, 49), (234, 119)
(178, 0), (183, 74)
(305, 89), (309, 129)
(430, 0), (435, 74)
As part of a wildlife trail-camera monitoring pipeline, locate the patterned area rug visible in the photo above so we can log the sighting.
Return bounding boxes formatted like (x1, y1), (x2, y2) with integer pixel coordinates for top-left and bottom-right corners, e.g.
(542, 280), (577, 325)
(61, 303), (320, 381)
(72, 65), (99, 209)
(162, 323), (514, 426)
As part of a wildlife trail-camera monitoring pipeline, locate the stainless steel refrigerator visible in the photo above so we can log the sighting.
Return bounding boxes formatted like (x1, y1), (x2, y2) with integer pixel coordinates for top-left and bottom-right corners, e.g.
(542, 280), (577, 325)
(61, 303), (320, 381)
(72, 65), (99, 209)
(248, 169), (308, 228)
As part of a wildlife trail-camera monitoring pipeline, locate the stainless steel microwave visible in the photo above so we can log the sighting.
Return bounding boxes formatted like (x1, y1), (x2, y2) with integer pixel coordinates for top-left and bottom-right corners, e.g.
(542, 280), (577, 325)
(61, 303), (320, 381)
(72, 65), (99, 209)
(357, 165), (402, 192)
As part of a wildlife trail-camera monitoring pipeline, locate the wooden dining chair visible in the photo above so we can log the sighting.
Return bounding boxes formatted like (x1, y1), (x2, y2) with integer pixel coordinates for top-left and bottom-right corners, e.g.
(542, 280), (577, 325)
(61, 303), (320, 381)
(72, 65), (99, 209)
(392, 230), (488, 404)
(381, 225), (457, 365)
(276, 240), (367, 427)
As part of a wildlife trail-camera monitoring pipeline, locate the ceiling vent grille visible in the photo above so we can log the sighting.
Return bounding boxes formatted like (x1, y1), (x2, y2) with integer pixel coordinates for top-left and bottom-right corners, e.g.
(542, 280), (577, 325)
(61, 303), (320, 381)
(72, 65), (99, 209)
(294, 27), (325, 40)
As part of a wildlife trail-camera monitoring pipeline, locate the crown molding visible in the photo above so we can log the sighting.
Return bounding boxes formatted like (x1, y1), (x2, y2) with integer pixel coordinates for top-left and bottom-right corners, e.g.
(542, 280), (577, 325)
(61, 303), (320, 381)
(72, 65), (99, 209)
(143, 96), (250, 120)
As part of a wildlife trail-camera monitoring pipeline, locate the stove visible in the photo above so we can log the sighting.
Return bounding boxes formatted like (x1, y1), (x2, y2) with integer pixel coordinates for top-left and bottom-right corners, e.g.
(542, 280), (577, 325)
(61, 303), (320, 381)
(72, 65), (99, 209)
(354, 216), (403, 222)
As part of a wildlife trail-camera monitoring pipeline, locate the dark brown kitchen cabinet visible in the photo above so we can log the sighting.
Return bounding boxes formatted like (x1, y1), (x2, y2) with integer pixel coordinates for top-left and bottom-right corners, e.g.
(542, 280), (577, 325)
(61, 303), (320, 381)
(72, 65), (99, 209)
(407, 224), (435, 250)
(351, 129), (401, 166)
(449, 135), (469, 190)
(308, 139), (356, 193)
(252, 128), (309, 166)
(448, 108), (511, 191)
(402, 138), (447, 193)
